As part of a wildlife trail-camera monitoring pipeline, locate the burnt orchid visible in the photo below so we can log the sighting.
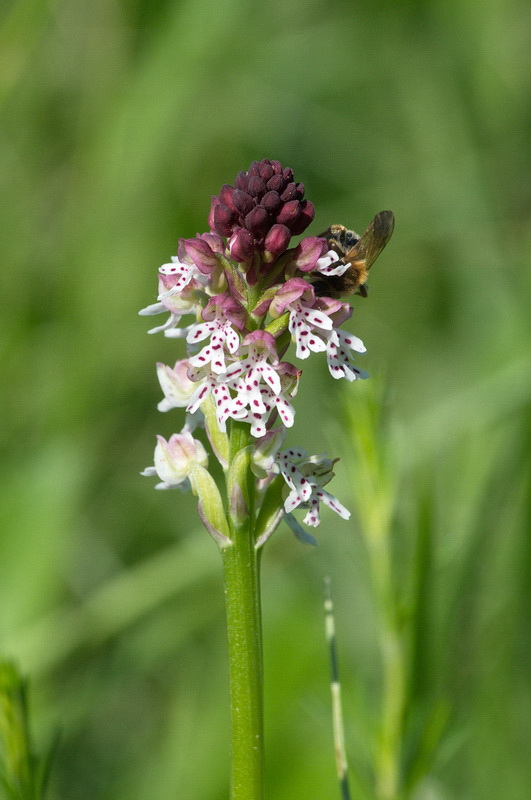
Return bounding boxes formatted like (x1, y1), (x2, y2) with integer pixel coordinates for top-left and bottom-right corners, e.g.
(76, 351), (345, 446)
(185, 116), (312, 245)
(141, 160), (365, 532)
(140, 159), (380, 800)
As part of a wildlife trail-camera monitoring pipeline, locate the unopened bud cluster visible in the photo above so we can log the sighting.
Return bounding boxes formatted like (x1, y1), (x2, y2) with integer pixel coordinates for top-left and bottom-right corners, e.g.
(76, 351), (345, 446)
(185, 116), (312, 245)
(209, 159), (315, 264)
(141, 159), (367, 541)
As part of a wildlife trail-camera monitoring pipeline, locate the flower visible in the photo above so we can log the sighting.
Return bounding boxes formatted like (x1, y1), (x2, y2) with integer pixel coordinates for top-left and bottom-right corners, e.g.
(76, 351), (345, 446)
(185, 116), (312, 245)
(138, 276), (198, 336)
(224, 331), (281, 393)
(217, 331), (295, 437)
(275, 449), (351, 527)
(225, 360), (300, 438)
(287, 237), (328, 272)
(271, 278), (332, 359)
(323, 326), (368, 382)
(141, 432), (208, 490)
(187, 294), (245, 375)
(270, 278), (367, 377)
(141, 158), (390, 535)
(156, 359), (199, 411)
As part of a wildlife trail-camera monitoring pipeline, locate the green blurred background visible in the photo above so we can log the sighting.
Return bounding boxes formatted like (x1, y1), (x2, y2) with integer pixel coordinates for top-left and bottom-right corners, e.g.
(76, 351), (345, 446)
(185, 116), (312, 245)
(1, 0), (529, 798)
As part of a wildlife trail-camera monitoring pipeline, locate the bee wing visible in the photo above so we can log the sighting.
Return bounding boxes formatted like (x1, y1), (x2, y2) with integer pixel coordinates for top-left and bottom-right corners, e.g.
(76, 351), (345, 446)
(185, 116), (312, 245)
(348, 210), (395, 269)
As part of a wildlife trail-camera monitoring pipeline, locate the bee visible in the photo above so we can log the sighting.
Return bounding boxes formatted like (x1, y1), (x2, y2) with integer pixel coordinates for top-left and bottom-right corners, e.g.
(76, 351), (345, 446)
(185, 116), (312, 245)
(313, 210), (395, 298)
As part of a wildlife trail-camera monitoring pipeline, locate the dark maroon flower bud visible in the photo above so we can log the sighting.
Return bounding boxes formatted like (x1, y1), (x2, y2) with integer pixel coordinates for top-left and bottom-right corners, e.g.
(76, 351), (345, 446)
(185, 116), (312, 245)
(247, 176), (266, 198)
(234, 171), (249, 191)
(261, 190), (282, 215)
(280, 182), (298, 202)
(276, 199), (301, 229)
(289, 200), (315, 234)
(228, 228), (254, 263)
(266, 174), (285, 193)
(270, 160), (283, 174)
(295, 182), (305, 198)
(232, 189), (254, 216)
(219, 184), (236, 211)
(247, 161), (260, 177)
(282, 167), (294, 182)
(213, 203), (235, 237)
(259, 162), (275, 181)
(244, 205), (270, 238)
(264, 224), (292, 255)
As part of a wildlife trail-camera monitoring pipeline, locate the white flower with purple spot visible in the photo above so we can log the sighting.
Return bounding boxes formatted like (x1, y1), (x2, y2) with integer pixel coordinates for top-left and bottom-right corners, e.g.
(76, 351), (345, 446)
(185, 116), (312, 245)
(223, 392), (273, 438)
(271, 278), (333, 359)
(301, 486), (351, 527)
(211, 379), (241, 433)
(223, 364), (299, 438)
(224, 331), (282, 396)
(257, 362), (300, 429)
(185, 367), (217, 414)
(139, 274), (199, 336)
(275, 447), (314, 509)
(158, 255), (201, 297)
(181, 362), (243, 434)
(274, 449), (351, 526)
(187, 294), (245, 375)
(257, 386), (295, 432)
(323, 326), (368, 382)
(158, 236), (222, 301)
(315, 249), (350, 277)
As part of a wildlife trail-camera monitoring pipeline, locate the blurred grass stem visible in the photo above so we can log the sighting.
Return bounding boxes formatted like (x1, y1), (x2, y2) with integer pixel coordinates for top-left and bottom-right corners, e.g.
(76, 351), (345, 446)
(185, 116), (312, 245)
(345, 392), (406, 800)
(366, 515), (406, 800)
(0, 662), (52, 800)
(324, 578), (352, 800)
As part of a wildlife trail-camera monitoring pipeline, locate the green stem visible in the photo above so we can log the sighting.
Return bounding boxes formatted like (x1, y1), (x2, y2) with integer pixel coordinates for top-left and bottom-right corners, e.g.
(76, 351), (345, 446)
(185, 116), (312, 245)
(222, 422), (265, 800)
